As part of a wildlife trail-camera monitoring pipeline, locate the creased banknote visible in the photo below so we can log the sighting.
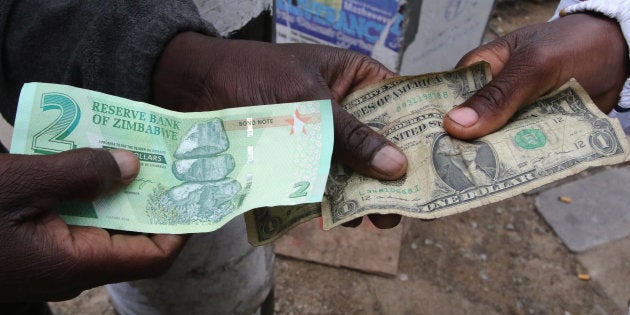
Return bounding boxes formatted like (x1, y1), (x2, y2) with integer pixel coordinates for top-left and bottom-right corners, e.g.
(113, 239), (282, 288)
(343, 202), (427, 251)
(247, 62), (630, 245)
(11, 82), (334, 234)
(323, 63), (630, 228)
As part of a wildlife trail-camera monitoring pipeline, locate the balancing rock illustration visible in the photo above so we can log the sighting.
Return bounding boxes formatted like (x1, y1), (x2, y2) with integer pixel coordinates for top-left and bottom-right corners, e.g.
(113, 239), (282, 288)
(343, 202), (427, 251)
(167, 118), (242, 222)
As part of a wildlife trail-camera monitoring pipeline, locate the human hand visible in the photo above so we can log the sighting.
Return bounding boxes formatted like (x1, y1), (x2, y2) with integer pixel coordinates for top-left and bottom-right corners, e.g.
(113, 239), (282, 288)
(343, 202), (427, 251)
(0, 149), (187, 302)
(444, 13), (629, 140)
(152, 32), (408, 228)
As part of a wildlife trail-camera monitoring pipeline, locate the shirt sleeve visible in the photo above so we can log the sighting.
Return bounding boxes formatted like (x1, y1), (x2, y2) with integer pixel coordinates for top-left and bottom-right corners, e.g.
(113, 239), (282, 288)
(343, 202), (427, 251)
(0, 1), (217, 124)
(552, 0), (630, 134)
(551, 0), (584, 20)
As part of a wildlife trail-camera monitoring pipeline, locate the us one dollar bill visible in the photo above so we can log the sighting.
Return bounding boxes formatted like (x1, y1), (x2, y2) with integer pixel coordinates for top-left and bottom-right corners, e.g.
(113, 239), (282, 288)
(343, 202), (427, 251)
(323, 63), (630, 228)
(11, 82), (334, 234)
(246, 62), (630, 245)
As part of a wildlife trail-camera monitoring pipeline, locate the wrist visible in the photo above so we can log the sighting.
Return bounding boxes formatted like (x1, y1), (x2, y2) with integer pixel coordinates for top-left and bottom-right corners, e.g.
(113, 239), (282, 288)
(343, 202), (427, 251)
(151, 32), (220, 112)
(557, 0), (630, 132)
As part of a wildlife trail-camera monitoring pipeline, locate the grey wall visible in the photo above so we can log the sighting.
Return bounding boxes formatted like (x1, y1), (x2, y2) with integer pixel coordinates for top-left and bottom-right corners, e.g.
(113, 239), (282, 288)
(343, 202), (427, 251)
(0, 115), (11, 149)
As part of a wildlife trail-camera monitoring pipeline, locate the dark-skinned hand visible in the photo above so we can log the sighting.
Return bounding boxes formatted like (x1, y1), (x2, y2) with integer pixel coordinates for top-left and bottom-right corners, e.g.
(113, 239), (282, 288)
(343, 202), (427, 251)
(0, 149), (187, 302)
(444, 13), (629, 140)
(152, 32), (407, 228)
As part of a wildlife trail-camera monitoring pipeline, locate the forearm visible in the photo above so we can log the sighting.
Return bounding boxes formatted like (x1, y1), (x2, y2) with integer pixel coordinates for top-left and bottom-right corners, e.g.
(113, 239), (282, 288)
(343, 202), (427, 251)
(0, 0), (216, 124)
(554, 1), (630, 45)
(553, 0), (630, 133)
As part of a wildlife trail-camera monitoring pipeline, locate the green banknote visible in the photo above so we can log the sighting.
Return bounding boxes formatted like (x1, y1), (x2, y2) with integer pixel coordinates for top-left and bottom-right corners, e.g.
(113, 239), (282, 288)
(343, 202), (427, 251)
(11, 83), (334, 234)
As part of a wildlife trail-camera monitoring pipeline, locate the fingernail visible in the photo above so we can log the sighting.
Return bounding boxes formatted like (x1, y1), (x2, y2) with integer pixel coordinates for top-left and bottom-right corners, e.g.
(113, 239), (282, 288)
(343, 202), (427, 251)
(447, 107), (479, 127)
(371, 145), (407, 177)
(109, 149), (139, 182)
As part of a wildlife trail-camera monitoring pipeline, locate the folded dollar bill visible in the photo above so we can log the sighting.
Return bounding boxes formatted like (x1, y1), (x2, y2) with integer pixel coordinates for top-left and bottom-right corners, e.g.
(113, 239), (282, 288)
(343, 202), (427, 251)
(246, 62), (630, 245)
(11, 83), (334, 233)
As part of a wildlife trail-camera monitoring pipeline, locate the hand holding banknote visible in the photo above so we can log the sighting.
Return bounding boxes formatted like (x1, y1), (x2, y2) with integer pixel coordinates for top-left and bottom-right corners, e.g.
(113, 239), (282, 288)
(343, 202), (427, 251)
(151, 32), (408, 228)
(0, 149), (186, 301)
(445, 13), (629, 140)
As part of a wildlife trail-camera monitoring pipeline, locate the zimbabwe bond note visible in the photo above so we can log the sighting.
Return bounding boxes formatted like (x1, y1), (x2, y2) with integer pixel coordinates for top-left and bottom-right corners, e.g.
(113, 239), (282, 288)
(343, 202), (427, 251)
(11, 82), (334, 234)
(322, 63), (630, 228)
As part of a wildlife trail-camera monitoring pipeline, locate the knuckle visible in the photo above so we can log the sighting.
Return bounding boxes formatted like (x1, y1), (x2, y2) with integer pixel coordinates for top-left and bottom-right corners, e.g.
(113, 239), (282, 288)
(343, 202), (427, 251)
(338, 120), (384, 161)
(342, 122), (369, 151)
(0, 156), (54, 206)
(281, 75), (327, 102)
(0, 161), (26, 204)
(473, 83), (511, 116)
(345, 52), (375, 69)
(333, 107), (389, 163)
(299, 76), (325, 95)
(342, 50), (391, 76)
(500, 32), (520, 51)
(509, 26), (558, 65)
(463, 37), (510, 64)
(66, 149), (104, 197)
(65, 148), (118, 198)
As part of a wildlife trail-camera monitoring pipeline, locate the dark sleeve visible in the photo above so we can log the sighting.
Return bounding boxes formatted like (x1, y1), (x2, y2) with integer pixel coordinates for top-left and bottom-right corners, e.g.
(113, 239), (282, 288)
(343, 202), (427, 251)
(0, 1), (217, 124)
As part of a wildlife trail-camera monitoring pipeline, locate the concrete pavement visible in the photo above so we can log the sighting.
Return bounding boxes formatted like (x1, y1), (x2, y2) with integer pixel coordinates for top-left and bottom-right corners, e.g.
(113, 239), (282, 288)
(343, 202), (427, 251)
(536, 165), (630, 310)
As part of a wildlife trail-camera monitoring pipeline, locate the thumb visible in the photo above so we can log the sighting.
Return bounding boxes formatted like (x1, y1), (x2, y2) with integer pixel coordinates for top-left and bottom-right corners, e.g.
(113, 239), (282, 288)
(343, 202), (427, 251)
(445, 38), (555, 140)
(1, 149), (139, 205)
(445, 39), (515, 140)
(332, 103), (408, 180)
